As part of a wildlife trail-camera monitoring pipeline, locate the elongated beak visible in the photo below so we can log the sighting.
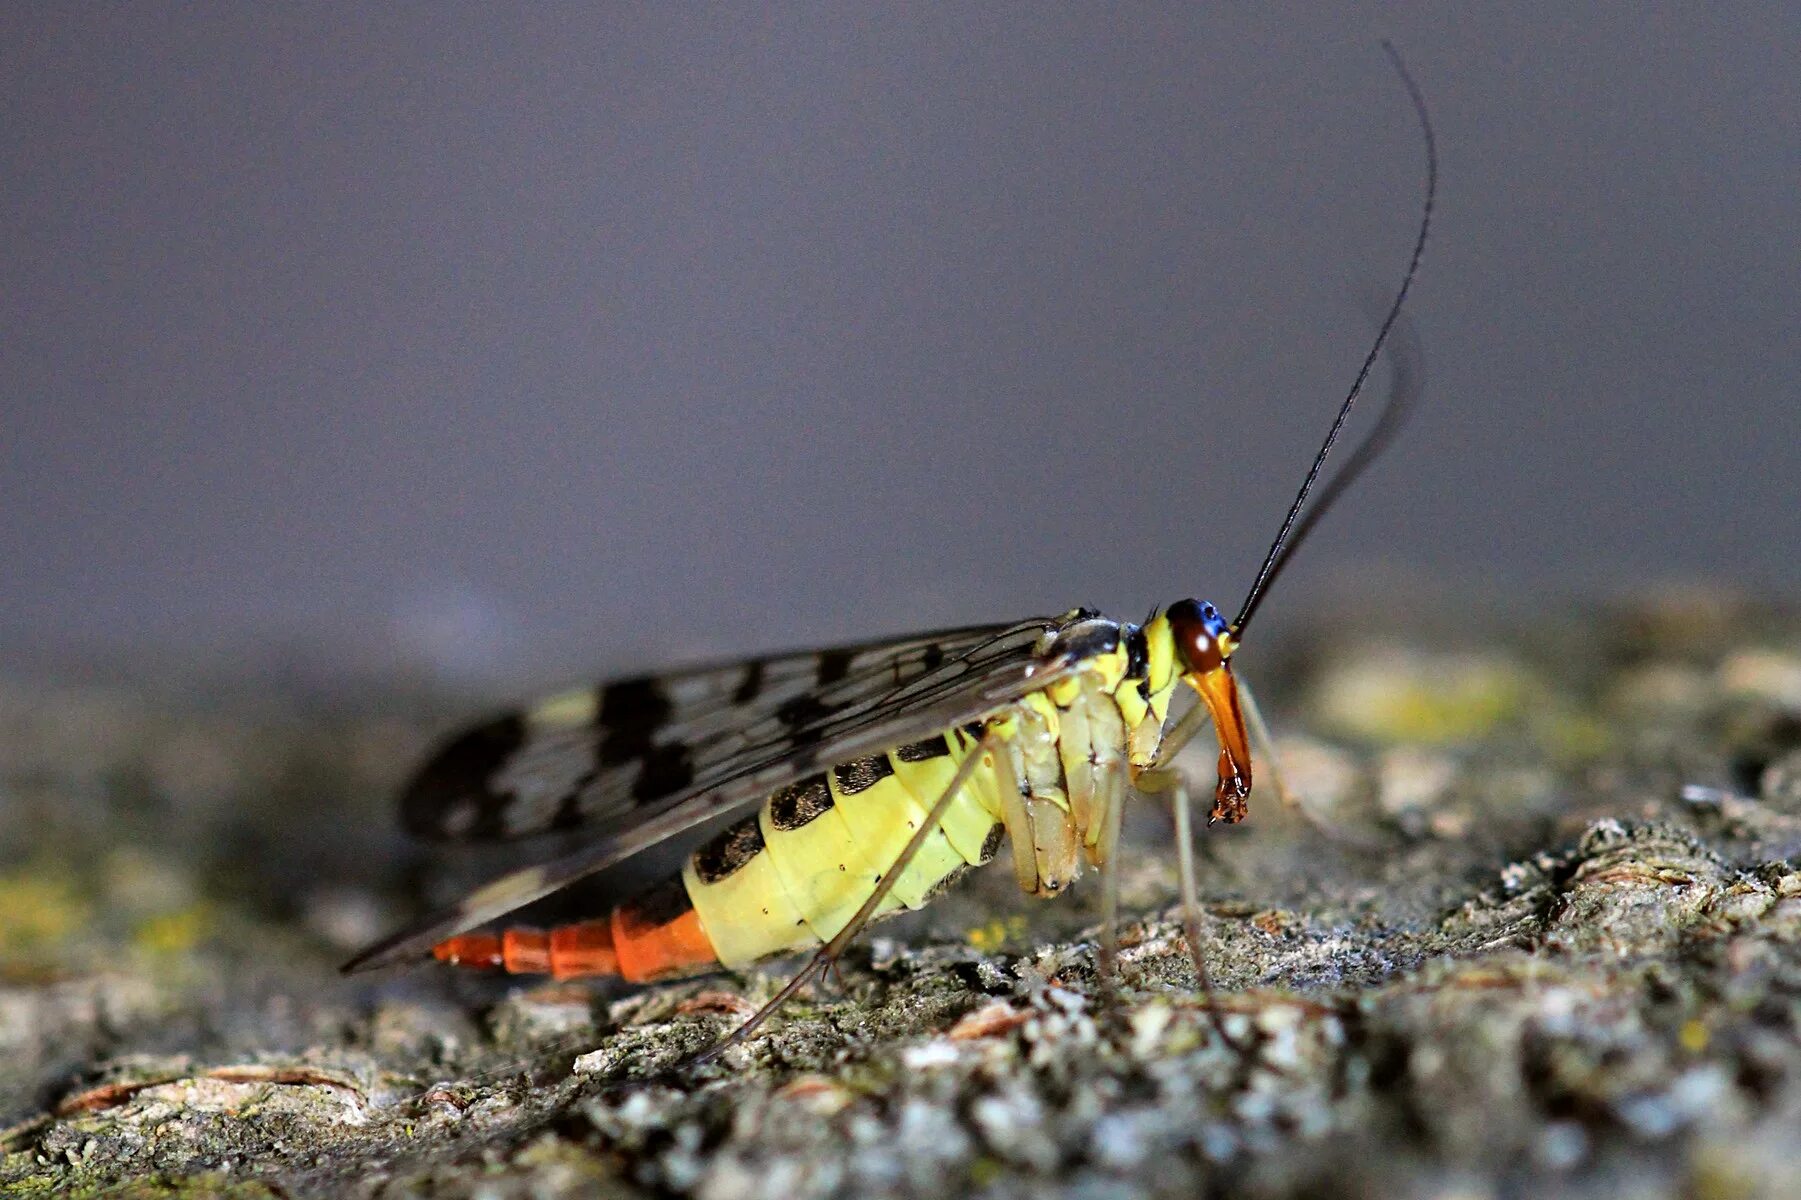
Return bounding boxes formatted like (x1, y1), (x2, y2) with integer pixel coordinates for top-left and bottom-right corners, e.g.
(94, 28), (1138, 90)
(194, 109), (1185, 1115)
(1191, 664), (1253, 824)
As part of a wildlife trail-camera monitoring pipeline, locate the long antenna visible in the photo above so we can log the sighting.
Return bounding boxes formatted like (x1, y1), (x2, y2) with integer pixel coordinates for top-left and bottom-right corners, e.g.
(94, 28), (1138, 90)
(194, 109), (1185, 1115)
(1230, 41), (1436, 637)
(1242, 309), (1423, 608)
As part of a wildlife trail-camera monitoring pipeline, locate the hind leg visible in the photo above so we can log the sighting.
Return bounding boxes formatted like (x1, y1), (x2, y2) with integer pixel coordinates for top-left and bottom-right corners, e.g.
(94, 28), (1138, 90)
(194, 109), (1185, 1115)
(686, 731), (997, 1066)
(1133, 766), (1247, 1051)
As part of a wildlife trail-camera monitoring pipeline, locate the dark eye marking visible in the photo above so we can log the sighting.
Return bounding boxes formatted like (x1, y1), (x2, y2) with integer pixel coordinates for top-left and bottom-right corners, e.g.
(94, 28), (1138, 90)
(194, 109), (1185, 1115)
(1166, 598), (1227, 674)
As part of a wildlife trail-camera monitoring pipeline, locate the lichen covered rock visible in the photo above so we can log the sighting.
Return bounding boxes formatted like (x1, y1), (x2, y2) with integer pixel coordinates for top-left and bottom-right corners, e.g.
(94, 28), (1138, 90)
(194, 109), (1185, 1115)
(2, 590), (1800, 1198)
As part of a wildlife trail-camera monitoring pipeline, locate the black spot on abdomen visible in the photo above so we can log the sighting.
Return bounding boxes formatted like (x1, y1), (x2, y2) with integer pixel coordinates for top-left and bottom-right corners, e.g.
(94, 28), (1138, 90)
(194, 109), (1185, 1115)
(617, 873), (693, 931)
(978, 823), (1005, 863)
(769, 774), (835, 830)
(896, 735), (951, 762)
(833, 755), (895, 796)
(692, 816), (766, 884)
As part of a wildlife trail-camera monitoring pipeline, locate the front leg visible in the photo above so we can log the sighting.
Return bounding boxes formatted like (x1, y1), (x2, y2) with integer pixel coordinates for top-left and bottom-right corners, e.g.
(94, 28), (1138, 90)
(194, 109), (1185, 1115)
(1131, 766), (1244, 1050)
(1237, 679), (1382, 848)
(1142, 690), (1249, 826)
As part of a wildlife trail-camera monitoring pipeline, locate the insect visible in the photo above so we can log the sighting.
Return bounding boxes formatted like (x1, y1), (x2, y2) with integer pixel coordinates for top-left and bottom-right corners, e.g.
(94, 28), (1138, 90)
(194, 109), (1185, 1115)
(346, 45), (1436, 1057)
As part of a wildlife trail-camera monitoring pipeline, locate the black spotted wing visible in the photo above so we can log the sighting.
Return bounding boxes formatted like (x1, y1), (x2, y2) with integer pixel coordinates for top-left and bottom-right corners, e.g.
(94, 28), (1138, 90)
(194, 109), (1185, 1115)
(401, 623), (1064, 841)
(345, 611), (1121, 973)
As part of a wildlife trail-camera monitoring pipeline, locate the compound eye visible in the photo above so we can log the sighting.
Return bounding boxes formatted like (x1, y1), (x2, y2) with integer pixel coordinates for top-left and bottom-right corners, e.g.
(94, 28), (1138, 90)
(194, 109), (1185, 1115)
(1167, 599), (1228, 675)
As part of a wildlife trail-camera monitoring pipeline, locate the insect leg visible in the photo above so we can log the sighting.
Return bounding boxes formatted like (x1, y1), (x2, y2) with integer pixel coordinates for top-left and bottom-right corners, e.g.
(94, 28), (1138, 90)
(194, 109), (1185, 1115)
(688, 730), (997, 1066)
(1093, 753), (1126, 990)
(1146, 692), (1214, 773)
(1234, 679), (1294, 810)
(991, 738), (1040, 895)
(1238, 679), (1381, 848)
(1165, 774), (1220, 1018)
(1138, 695), (1228, 861)
(1097, 852), (1120, 994)
(1136, 767), (1241, 1049)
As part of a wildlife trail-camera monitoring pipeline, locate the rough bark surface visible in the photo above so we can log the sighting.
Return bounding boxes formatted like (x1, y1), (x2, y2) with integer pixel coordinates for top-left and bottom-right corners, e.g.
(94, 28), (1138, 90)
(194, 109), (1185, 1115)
(3, 588), (1799, 1198)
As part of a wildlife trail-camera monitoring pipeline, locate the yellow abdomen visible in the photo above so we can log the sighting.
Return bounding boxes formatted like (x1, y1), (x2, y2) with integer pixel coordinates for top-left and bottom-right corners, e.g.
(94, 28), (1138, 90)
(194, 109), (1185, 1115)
(683, 729), (1005, 967)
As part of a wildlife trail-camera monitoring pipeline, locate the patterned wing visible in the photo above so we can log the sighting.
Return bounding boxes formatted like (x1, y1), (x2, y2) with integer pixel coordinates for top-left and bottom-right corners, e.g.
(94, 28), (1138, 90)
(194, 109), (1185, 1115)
(401, 622), (1059, 841)
(346, 611), (1122, 973)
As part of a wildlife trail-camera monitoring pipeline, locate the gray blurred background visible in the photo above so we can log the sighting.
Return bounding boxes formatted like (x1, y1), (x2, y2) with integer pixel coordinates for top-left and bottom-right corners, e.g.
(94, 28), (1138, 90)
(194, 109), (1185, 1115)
(5, 5), (1797, 688)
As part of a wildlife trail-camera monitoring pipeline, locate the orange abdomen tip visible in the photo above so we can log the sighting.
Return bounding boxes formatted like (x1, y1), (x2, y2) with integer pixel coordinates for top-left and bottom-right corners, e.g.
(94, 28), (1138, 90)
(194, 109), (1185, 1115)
(432, 924), (617, 978)
(428, 877), (720, 982)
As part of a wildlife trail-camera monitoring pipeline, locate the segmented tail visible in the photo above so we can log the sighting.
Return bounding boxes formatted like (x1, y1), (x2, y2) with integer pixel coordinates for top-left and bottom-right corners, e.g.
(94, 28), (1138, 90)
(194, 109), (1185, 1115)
(432, 881), (720, 983)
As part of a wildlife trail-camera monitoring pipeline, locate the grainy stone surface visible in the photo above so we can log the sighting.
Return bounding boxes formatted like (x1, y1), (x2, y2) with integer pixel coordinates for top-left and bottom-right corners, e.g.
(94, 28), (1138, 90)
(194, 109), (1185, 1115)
(2, 588), (1799, 1198)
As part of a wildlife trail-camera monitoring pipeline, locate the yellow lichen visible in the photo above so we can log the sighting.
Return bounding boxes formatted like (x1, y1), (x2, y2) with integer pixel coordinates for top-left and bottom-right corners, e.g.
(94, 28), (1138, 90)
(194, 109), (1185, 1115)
(965, 916), (1029, 951)
(134, 906), (213, 956)
(1309, 648), (1536, 745)
(0, 869), (90, 956)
